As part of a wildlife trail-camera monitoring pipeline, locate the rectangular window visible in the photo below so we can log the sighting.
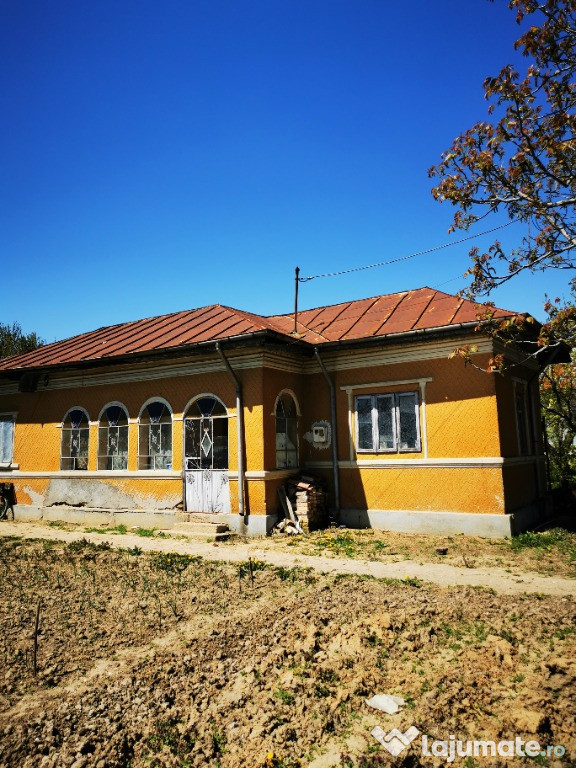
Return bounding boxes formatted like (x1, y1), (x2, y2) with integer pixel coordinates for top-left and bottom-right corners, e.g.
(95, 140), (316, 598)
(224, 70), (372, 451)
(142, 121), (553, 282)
(515, 385), (530, 455)
(0, 415), (15, 464)
(355, 392), (420, 453)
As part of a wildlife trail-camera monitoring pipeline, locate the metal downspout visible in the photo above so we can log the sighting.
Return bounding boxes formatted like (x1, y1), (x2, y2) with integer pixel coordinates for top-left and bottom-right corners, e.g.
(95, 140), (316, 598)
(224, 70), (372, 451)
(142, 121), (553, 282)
(215, 343), (246, 518)
(314, 347), (341, 519)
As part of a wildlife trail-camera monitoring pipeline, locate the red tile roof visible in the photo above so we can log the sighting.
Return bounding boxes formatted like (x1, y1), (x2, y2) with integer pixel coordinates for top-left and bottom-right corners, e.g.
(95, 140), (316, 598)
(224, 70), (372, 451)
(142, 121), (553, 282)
(0, 288), (512, 372)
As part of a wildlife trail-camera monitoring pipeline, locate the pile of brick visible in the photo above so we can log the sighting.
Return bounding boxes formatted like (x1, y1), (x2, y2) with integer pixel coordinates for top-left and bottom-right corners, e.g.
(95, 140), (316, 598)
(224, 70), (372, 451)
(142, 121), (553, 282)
(286, 474), (328, 532)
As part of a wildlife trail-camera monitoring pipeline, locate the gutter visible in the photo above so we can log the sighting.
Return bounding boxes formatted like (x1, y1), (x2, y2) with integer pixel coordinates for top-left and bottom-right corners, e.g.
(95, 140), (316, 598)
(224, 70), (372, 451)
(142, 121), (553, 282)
(216, 343), (246, 519)
(314, 347), (341, 519)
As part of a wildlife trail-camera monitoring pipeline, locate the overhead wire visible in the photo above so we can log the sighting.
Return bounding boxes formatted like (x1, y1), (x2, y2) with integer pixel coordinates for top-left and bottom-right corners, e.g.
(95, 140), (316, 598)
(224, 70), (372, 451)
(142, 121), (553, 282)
(298, 220), (517, 282)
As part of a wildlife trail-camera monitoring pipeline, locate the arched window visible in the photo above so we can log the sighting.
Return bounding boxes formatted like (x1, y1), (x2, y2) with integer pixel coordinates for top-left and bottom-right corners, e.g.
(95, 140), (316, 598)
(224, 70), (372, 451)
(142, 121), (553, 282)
(184, 396), (228, 470)
(98, 404), (129, 470)
(275, 393), (298, 468)
(61, 408), (89, 470)
(139, 401), (172, 470)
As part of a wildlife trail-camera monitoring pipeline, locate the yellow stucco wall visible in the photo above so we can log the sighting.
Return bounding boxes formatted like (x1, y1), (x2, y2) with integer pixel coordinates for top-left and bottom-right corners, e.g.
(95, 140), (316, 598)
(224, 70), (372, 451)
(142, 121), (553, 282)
(0, 343), (545, 519)
(340, 466), (505, 514)
(332, 352), (501, 461)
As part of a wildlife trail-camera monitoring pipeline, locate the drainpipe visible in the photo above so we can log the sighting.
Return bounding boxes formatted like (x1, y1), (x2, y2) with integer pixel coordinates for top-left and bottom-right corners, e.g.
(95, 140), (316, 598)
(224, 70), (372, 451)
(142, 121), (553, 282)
(314, 347), (341, 519)
(215, 343), (246, 518)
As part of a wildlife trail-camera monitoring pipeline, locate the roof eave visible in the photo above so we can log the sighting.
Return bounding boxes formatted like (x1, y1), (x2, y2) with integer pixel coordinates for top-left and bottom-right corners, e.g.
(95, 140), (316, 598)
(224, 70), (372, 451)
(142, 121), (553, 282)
(0, 329), (313, 379)
(315, 320), (486, 350)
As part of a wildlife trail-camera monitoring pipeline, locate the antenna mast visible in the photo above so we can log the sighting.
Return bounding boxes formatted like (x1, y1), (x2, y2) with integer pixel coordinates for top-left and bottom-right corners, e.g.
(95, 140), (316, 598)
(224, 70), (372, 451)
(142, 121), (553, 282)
(292, 266), (300, 335)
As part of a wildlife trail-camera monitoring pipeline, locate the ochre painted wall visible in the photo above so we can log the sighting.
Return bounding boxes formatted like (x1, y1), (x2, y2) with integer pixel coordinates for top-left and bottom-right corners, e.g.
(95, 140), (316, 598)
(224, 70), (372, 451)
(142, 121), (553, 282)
(0, 345), (546, 519)
(340, 466), (505, 515)
(332, 352), (502, 461)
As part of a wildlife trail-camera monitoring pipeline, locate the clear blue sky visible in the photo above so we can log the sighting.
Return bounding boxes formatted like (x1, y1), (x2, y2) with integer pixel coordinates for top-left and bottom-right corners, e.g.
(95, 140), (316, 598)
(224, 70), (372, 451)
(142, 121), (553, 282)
(1, 0), (568, 344)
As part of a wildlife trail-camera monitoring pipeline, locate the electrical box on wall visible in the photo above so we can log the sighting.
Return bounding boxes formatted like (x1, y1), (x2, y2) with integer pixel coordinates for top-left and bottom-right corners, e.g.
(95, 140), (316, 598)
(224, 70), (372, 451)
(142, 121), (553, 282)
(313, 425), (327, 444)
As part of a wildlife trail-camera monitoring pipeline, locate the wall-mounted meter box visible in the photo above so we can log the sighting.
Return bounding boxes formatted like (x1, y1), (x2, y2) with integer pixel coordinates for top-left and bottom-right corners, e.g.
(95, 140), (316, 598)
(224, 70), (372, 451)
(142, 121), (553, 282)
(313, 425), (327, 444)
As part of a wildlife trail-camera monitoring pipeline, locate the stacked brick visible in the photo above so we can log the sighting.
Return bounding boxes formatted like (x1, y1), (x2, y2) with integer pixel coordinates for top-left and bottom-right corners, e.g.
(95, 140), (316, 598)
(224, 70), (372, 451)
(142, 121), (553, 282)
(286, 474), (327, 532)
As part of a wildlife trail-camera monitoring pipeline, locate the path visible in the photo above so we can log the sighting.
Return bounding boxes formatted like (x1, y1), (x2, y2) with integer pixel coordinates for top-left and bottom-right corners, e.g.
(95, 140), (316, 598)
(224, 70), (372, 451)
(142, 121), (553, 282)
(1, 521), (574, 597)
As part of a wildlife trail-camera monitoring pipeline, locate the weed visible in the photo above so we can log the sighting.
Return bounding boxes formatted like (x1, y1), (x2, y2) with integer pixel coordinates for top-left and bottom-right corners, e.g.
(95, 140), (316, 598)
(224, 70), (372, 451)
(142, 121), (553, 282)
(238, 558), (267, 579)
(510, 528), (576, 563)
(151, 552), (199, 573)
(553, 626), (576, 640)
(85, 524), (127, 535)
(318, 668), (339, 684)
(262, 752), (302, 768)
(146, 717), (196, 761)
(210, 726), (227, 756)
(66, 538), (111, 552)
(274, 688), (295, 705)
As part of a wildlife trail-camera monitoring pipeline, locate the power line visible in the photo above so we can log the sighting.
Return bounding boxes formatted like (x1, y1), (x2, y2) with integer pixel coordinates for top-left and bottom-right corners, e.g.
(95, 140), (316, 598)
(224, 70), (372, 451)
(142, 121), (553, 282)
(298, 220), (517, 282)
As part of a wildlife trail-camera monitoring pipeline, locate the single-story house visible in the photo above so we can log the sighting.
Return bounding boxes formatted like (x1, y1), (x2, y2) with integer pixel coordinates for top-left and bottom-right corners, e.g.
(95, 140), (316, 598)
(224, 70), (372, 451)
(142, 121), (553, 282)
(0, 287), (558, 537)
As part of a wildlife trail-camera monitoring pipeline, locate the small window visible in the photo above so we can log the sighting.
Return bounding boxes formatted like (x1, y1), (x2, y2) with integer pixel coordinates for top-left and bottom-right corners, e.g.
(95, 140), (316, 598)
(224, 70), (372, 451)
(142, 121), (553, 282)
(139, 401), (172, 470)
(61, 409), (89, 470)
(0, 415), (15, 464)
(355, 392), (420, 453)
(98, 404), (129, 470)
(276, 393), (298, 468)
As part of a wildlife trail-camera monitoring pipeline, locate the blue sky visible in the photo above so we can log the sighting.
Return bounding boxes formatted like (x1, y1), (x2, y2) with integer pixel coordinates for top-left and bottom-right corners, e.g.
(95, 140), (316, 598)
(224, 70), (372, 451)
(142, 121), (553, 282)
(1, 0), (568, 344)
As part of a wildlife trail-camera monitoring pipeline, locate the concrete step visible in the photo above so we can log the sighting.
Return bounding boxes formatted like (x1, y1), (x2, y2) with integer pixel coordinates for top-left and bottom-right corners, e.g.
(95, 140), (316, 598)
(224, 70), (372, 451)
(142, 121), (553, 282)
(160, 516), (232, 542)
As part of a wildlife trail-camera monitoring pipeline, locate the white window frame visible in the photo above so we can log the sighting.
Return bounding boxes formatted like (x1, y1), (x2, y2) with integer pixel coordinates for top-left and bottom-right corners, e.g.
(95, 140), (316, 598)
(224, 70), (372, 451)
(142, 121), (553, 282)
(355, 391), (421, 454)
(0, 412), (16, 466)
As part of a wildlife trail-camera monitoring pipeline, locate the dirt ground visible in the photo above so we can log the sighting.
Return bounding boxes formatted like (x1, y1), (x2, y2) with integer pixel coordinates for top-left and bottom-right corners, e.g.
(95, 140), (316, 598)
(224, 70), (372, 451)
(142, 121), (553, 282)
(0, 524), (575, 768)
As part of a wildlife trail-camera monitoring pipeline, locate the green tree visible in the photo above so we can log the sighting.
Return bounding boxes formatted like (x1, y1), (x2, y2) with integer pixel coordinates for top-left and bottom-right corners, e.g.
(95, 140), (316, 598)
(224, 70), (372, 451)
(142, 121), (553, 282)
(540, 359), (576, 487)
(0, 322), (44, 359)
(429, 0), (576, 347)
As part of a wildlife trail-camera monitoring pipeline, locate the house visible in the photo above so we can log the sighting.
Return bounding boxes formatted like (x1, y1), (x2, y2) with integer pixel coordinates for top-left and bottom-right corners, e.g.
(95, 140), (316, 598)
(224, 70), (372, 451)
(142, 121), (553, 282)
(0, 287), (556, 537)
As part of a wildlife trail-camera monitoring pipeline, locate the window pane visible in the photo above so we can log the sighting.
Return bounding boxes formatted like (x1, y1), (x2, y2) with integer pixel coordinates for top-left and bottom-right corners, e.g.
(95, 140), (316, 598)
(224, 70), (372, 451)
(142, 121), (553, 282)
(356, 397), (373, 450)
(117, 425), (129, 456)
(398, 393), (419, 450)
(376, 396), (395, 450)
(61, 411), (89, 471)
(275, 394), (298, 469)
(184, 419), (201, 469)
(515, 390), (528, 455)
(196, 397), (215, 417)
(79, 429), (89, 457)
(0, 418), (14, 463)
(286, 417), (297, 451)
(212, 417), (228, 469)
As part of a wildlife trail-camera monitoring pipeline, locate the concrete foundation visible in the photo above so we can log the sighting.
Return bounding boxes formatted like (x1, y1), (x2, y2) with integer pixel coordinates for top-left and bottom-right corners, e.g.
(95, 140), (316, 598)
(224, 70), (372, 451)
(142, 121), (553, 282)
(13, 505), (177, 530)
(12, 504), (542, 539)
(225, 513), (280, 537)
(12, 505), (281, 537)
(338, 508), (516, 538)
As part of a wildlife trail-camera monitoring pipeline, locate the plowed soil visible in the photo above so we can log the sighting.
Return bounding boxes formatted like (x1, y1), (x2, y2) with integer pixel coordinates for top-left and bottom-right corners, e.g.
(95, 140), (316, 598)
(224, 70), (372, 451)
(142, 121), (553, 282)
(0, 533), (575, 768)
